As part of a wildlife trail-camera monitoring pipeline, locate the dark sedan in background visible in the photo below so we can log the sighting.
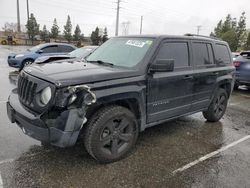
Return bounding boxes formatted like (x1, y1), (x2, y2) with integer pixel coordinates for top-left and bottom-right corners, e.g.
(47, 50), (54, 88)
(34, 46), (98, 64)
(233, 51), (250, 89)
(7, 43), (76, 70)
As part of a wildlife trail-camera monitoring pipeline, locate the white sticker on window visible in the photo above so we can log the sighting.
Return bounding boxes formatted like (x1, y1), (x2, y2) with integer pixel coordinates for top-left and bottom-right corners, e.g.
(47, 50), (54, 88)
(126, 40), (146, 48)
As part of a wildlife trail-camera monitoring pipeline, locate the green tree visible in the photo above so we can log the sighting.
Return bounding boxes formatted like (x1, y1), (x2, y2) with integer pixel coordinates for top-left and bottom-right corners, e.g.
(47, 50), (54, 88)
(236, 12), (246, 47)
(63, 15), (72, 42)
(102, 27), (108, 43)
(51, 18), (60, 41)
(26, 13), (39, 45)
(221, 30), (238, 51)
(221, 14), (233, 33)
(91, 27), (101, 45)
(211, 12), (247, 51)
(245, 32), (250, 50)
(73, 24), (81, 41)
(40, 25), (49, 41)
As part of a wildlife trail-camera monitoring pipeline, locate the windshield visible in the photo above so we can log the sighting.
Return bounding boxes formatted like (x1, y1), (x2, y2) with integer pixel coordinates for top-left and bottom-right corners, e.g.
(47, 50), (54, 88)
(69, 47), (95, 58)
(86, 38), (154, 68)
(28, 44), (43, 52)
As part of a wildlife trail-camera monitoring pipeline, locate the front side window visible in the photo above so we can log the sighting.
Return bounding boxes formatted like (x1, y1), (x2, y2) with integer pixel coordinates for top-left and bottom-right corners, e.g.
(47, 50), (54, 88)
(87, 38), (154, 68)
(156, 42), (189, 68)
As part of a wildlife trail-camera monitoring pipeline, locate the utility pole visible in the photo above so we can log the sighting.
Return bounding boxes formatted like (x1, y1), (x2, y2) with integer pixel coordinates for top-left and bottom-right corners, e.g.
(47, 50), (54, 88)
(17, 0), (21, 32)
(115, 0), (121, 36)
(27, 0), (30, 21)
(140, 16), (143, 34)
(197, 25), (202, 35)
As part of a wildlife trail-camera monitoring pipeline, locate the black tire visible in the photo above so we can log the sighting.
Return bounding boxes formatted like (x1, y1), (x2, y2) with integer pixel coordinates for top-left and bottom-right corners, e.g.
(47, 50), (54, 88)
(233, 82), (239, 90)
(84, 105), (139, 163)
(203, 88), (228, 122)
(1, 40), (7, 45)
(19, 59), (34, 71)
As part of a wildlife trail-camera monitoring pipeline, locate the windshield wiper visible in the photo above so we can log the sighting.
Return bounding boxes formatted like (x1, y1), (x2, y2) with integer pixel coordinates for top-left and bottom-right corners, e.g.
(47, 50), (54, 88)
(87, 60), (114, 67)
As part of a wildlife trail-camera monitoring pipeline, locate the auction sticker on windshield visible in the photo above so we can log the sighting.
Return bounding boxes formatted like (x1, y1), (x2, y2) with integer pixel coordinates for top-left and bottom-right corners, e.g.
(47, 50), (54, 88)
(126, 40), (152, 48)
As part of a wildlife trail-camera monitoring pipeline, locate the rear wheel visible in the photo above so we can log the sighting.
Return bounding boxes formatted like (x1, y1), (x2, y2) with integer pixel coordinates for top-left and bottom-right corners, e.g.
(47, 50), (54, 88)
(84, 105), (139, 163)
(19, 59), (34, 71)
(203, 88), (228, 122)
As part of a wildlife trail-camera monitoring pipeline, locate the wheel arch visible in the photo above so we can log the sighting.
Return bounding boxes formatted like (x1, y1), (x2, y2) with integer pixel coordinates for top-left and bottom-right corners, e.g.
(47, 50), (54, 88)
(86, 93), (146, 132)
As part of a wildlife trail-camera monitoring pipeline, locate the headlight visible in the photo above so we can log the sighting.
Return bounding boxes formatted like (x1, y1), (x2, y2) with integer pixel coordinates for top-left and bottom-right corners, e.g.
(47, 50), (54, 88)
(84, 93), (96, 105)
(40, 87), (52, 105)
(15, 54), (24, 58)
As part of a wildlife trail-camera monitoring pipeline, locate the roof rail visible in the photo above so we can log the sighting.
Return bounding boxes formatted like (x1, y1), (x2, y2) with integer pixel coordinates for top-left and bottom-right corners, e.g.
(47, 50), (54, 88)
(184, 33), (222, 41)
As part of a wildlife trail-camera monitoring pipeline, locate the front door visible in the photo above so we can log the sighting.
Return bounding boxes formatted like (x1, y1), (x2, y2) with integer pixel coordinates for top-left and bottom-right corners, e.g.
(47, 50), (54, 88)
(147, 40), (194, 123)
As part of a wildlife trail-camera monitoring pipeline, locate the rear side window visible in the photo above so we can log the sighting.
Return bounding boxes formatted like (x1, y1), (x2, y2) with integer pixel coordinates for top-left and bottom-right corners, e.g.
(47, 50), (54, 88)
(192, 43), (214, 66)
(59, 45), (75, 52)
(42, 46), (58, 53)
(156, 42), (189, 68)
(215, 44), (231, 64)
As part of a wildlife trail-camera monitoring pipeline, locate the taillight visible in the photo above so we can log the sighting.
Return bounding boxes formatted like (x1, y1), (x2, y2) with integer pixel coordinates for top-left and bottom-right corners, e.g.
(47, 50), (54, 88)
(233, 61), (241, 67)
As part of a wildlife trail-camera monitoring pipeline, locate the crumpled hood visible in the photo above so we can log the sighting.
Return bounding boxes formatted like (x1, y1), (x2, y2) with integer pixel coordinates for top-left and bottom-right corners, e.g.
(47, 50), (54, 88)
(24, 60), (139, 87)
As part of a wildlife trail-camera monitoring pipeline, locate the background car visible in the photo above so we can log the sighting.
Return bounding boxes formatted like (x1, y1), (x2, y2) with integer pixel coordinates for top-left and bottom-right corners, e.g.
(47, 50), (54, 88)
(233, 51), (250, 89)
(232, 52), (240, 61)
(34, 46), (98, 64)
(7, 43), (76, 71)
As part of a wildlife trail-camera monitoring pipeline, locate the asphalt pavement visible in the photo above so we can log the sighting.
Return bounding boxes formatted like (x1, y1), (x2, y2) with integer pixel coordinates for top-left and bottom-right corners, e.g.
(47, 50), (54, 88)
(0, 45), (250, 188)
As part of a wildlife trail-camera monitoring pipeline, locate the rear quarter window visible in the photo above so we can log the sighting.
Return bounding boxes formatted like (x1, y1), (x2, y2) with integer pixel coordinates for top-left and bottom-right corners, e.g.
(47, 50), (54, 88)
(215, 44), (231, 64)
(59, 45), (75, 52)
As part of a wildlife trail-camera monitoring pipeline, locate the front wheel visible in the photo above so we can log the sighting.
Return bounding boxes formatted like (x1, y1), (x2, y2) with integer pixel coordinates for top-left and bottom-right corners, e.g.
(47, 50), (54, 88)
(84, 105), (139, 163)
(203, 88), (228, 122)
(19, 59), (34, 71)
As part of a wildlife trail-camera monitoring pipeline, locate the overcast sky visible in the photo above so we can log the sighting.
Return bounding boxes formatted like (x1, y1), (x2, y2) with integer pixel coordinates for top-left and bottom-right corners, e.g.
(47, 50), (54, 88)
(0, 0), (249, 37)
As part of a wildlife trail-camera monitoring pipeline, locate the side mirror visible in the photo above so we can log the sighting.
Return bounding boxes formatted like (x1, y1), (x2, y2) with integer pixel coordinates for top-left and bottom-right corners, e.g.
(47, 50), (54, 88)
(150, 59), (174, 72)
(37, 49), (43, 54)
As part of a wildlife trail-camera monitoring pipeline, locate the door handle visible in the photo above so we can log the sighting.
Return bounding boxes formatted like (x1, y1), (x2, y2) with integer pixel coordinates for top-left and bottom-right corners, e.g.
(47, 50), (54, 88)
(184, 75), (193, 80)
(213, 72), (219, 75)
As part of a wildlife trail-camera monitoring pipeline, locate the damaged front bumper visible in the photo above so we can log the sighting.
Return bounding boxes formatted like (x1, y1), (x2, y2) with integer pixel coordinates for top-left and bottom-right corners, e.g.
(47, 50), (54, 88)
(7, 91), (87, 148)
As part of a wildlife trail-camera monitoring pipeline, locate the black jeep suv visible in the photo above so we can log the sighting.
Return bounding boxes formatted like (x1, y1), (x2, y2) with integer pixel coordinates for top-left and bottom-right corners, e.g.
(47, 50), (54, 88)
(7, 35), (235, 163)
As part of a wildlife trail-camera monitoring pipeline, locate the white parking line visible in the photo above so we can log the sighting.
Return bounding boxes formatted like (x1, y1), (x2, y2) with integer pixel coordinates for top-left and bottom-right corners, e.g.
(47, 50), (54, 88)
(0, 171), (3, 188)
(173, 135), (250, 174)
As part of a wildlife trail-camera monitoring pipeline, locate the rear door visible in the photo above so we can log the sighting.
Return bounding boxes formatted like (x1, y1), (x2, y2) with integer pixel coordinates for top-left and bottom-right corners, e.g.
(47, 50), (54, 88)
(191, 41), (217, 111)
(147, 40), (194, 123)
(58, 45), (75, 54)
(41, 45), (59, 56)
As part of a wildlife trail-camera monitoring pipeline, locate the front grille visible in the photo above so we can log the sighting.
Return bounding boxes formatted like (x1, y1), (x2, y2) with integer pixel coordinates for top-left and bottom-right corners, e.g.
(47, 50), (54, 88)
(18, 75), (37, 105)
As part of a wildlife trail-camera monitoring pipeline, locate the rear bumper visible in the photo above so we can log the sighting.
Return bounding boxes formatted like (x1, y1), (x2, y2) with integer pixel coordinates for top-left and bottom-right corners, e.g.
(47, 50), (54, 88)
(7, 91), (87, 147)
(235, 73), (250, 85)
(8, 58), (22, 68)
